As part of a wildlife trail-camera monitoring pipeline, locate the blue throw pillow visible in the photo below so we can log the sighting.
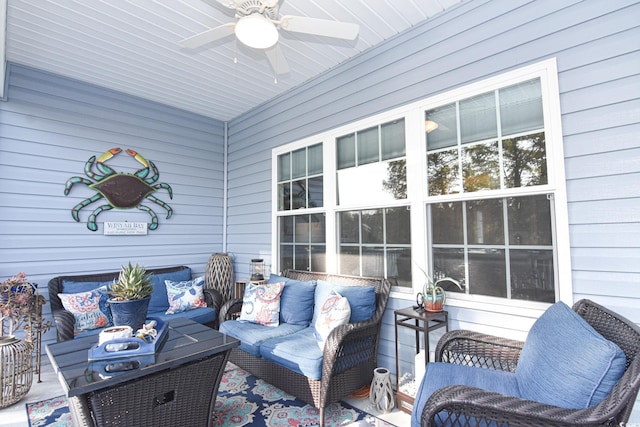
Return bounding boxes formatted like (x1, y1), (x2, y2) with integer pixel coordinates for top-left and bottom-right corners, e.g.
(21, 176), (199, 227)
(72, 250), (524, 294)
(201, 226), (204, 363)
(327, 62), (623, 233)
(148, 268), (192, 313)
(313, 280), (376, 325)
(515, 301), (626, 409)
(269, 274), (317, 326)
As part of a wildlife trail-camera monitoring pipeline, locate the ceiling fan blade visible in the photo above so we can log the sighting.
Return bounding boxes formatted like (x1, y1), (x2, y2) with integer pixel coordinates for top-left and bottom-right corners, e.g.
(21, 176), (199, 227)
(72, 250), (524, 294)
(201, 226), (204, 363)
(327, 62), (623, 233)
(279, 16), (359, 40)
(179, 23), (235, 49)
(205, 0), (242, 9)
(265, 44), (290, 75)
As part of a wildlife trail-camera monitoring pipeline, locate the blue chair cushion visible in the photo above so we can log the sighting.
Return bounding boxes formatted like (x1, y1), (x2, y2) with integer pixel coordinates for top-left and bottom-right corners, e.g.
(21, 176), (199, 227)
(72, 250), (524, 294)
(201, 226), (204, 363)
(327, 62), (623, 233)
(259, 327), (324, 380)
(515, 301), (626, 408)
(219, 320), (305, 357)
(411, 363), (520, 427)
(313, 280), (376, 325)
(147, 268), (192, 313)
(268, 274), (317, 326)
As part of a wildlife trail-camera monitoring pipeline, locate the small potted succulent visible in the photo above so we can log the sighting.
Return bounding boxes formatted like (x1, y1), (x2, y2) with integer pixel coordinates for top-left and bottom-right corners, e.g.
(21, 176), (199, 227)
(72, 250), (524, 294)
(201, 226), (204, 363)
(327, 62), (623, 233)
(108, 262), (153, 331)
(417, 266), (462, 312)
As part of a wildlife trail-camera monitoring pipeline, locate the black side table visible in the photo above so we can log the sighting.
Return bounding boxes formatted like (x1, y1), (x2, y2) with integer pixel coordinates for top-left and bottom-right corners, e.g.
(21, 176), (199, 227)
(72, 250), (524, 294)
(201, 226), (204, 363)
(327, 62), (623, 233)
(394, 306), (448, 414)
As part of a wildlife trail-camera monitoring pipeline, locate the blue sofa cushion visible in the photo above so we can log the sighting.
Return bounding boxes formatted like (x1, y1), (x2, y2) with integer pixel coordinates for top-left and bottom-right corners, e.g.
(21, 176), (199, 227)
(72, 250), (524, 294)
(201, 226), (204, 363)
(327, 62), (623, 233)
(149, 306), (216, 326)
(259, 327), (324, 380)
(313, 280), (376, 325)
(61, 280), (113, 294)
(148, 268), (192, 313)
(268, 274), (317, 326)
(515, 301), (626, 409)
(411, 363), (520, 427)
(219, 320), (305, 358)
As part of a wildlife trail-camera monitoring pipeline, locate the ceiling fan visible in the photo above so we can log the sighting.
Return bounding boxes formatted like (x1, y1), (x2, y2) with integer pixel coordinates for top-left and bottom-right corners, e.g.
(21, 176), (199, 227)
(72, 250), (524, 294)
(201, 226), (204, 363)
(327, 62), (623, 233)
(179, 0), (360, 75)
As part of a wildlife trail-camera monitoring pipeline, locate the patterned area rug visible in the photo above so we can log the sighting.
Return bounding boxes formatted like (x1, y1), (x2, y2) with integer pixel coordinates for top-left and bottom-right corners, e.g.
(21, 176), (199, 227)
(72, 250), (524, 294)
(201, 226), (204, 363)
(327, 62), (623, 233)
(26, 363), (397, 427)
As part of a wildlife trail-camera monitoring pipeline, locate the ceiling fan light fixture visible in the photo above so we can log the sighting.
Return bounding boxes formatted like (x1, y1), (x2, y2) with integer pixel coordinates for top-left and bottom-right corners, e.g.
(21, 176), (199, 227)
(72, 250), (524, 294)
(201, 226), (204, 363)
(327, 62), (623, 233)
(235, 14), (279, 49)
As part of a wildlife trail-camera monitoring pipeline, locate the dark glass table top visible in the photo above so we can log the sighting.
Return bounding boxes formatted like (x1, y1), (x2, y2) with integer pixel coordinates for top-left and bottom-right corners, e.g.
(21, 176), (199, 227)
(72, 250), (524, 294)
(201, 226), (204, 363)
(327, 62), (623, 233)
(46, 318), (239, 397)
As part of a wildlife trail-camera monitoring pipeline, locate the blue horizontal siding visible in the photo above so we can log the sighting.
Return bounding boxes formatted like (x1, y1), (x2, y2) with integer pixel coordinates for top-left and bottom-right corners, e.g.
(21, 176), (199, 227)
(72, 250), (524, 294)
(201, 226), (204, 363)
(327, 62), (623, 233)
(0, 63), (226, 349)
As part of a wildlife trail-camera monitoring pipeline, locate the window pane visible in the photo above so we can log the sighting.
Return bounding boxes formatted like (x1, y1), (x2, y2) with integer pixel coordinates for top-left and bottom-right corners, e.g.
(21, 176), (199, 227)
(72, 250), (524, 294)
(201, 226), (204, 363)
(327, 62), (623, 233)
(382, 159), (407, 200)
(362, 246), (385, 277)
(337, 161), (405, 205)
(460, 92), (497, 144)
(292, 148), (306, 179)
(381, 119), (406, 160)
(309, 214), (325, 243)
(500, 79), (543, 135)
(433, 248), (466, 290)
(278, 152), (290, 181)
(462, 142), (500, 192)
(508, 195), (552, 245)
(510, 249), (554, 303)
(431, 202), (464, 244)
(337, 134), (355, 169)
(310, 245), (326, 272)
(388, 248), (412, 288)
(339, 246), (360, 275)
(386, 206), (411, 244)
(468, 249), (506, 297)
(278, 182), (290, 211)
(428, 149), (460, 196)
(503, 132), (548, 188)
(291, 179), (307, 209)
(294, 246), (309, 271)
(294, 216), (310, 243)
(308, 176), (323, 208)
(466, 199), (504, 245)
(361, 209), (383, 244)
(308, 143), (323, 175)
(425, 103), (457, 150)
(357, 126), (379, 165)
(280, 245), (293, 272)
(279, 216), (293, 243)
(339, 211), (360, 244)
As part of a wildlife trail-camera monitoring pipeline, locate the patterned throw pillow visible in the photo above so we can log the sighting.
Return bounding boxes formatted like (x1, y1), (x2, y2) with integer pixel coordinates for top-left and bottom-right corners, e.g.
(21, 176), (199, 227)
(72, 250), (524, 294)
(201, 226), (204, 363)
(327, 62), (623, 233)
(58, 286), (113, 334)
(164, 276), (207, 314)
(239, 282), (285, 327)
(314, 290), (351, 350)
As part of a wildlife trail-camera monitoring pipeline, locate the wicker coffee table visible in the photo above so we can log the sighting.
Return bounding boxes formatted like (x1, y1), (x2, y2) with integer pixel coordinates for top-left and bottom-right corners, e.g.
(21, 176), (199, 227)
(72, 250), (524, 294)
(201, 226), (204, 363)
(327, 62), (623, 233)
(46, 318), (239, 427)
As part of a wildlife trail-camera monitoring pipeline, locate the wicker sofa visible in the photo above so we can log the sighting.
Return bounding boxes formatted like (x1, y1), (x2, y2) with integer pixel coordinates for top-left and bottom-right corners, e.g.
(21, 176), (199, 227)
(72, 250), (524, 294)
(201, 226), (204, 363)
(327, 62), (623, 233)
(413, 299), (640, 427)
(219, 269), (391, 426)
(49, 265), (222, 342)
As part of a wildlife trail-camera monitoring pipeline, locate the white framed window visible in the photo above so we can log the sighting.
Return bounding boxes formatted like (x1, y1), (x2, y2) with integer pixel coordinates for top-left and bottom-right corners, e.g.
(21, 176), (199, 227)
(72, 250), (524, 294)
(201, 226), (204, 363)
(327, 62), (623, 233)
(272, 58), (571, 309)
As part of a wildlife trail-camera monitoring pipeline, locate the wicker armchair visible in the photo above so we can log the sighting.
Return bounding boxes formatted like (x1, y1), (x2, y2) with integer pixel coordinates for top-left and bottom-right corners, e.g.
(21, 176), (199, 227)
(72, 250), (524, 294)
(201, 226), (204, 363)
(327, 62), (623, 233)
(419, 299), (640, 426)
(49, 265), (222, 341)
(219, 269), (391, 427)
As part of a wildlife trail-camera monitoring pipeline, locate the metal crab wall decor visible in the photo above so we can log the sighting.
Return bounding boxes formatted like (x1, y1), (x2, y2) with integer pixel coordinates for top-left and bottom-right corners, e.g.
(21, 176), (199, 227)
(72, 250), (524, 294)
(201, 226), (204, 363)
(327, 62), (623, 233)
(64, 148), (174, 232)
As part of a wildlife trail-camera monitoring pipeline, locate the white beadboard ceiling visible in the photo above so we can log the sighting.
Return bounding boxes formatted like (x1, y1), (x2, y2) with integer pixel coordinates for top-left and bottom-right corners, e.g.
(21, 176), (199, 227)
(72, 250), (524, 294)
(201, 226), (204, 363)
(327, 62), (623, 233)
(4, 0), (463, 122)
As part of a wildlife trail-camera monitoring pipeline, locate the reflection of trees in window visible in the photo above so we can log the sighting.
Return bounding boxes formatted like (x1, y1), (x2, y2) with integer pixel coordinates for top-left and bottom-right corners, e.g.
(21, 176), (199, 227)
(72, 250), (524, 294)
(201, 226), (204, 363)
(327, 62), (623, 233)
(462, 142), (500, 192)
(503, 132), (547, 188)
(428, 150), (459, 196)
(382, 159), (407, 199)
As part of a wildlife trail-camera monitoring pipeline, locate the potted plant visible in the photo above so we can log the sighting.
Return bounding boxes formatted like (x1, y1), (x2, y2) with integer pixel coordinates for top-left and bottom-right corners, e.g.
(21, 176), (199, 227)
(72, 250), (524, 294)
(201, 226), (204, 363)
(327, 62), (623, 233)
(416, 266), (463, 312)
(0, 272), (51, 407)
(108, 262), (153, 331)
